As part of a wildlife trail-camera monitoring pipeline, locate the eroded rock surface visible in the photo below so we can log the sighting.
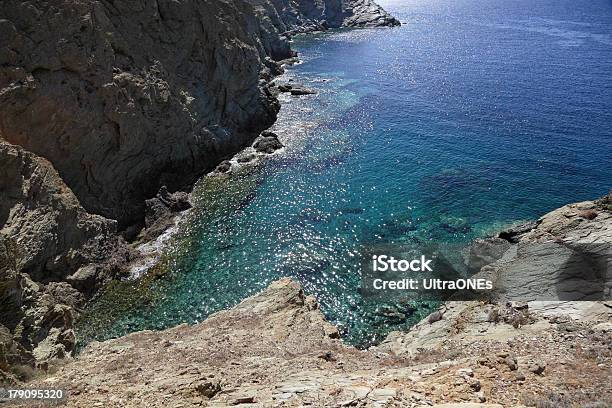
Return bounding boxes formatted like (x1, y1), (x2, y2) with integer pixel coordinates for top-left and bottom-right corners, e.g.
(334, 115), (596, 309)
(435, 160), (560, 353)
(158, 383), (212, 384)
(480, 198), (612, 302)
(23, 271), (611, 407)
(0, 0), (285, 229)
(0, 142), (124, 284)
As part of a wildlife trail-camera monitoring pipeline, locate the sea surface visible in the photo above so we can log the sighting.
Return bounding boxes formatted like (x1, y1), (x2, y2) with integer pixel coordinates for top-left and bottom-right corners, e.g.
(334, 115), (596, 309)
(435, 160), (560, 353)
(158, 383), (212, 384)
(80, 0), (612, 347)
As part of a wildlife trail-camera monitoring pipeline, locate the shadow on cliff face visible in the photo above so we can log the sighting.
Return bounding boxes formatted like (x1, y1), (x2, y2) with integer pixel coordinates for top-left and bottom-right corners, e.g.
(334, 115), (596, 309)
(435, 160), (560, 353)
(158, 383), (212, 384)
(553, 242), (609, 301)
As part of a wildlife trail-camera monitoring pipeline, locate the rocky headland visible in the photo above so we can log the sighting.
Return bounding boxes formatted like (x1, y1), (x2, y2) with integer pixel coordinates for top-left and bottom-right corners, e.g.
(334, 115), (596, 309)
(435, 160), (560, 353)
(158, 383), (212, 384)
(6, 196), (612, 407)
(0, 0), (399, 384)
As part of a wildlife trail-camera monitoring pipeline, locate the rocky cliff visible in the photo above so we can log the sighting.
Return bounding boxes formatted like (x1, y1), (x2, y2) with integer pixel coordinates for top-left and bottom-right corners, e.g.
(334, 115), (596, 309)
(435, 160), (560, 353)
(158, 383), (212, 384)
(0, 0), (285, 230)
(0, 0), (399, 383)
(248, 0), (400, 36)
(0, 142), (130, 384)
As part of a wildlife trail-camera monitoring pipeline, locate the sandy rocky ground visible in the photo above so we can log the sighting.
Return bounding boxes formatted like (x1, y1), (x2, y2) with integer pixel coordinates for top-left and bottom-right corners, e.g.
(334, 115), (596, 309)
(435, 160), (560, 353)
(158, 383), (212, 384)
(13, 198), (612, 407)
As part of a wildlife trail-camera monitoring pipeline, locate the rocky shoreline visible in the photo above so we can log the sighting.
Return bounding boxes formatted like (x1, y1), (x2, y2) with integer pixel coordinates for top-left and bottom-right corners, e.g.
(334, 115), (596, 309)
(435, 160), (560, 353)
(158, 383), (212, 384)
(0, 0), (399, 384)
(11, 195), (611, 407)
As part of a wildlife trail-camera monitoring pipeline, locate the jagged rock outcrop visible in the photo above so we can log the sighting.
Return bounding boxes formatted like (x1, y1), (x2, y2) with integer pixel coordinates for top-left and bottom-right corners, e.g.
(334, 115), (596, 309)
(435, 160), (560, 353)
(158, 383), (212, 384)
(0, 142), (130, 381)
(478, 198), (611, 303)
(142, 185), (192, 240)
(0, 142), (123, 284)
(380, 196), (612, 358)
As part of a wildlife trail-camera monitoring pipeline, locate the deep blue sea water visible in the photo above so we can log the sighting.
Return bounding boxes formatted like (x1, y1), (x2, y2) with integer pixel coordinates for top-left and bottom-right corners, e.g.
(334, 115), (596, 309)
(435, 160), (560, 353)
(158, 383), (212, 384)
(82, 0), (612, 346)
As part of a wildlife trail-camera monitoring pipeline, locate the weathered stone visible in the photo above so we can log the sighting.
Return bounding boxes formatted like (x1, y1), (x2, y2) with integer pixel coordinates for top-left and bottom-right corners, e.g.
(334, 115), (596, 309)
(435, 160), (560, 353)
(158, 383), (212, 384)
(504, 356), (518, 371)
(428, 310), (444, 324)
(0, 143), (122, 284)
(237, 154), (257, 163)
(195, 380), (221, 398)
(497, 221), (539, 243)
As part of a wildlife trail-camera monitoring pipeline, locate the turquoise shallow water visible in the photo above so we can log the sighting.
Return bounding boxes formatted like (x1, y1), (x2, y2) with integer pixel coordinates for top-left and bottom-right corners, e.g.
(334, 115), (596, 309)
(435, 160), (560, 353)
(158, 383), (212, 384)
(82, 0), (612, 347)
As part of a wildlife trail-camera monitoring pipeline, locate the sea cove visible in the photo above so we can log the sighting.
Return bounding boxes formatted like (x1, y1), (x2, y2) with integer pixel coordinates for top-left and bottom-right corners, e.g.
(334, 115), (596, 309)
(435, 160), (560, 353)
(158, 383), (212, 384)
(80, 0), (612, 347)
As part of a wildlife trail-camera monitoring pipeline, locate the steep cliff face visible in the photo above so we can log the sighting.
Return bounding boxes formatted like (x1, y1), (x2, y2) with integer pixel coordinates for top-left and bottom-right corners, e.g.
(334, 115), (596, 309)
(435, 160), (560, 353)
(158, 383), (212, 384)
(0, 141), (130, 383)
(0, 0), (287, 230)
(0, 142), (123, 284)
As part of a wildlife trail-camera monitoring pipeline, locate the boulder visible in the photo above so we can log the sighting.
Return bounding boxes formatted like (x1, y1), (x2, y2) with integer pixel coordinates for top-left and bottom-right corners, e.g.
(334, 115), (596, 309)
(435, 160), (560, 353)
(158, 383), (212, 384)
(145, 186), (192, 228)
(253, 132), (284, 154)
(237, 154), (257, 163)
